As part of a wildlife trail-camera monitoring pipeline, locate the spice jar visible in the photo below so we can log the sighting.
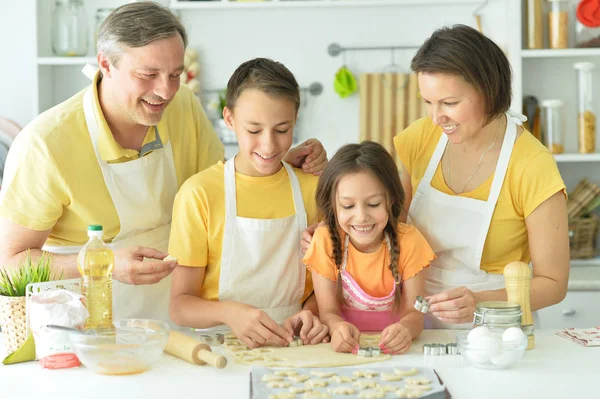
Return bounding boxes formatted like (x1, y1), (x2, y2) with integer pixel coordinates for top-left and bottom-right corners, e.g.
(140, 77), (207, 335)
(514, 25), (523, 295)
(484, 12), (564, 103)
(547, 0), (570, 49)
(473, 301), (523, 331)
(526, 0), (544, 49)
(574, 62), (596, 153)
(576, 0), (600, 47)
(540, 99), (566, 154)
(52, 0), (89, 57)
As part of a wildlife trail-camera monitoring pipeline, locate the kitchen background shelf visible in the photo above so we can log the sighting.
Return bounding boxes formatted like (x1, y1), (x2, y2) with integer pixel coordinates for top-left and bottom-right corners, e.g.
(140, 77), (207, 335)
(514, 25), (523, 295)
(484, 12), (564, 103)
(554, 153), (600, 162)
(37, 57), (97, 66)
(521, 48), (600, 58)
(169, 0), (483, 10)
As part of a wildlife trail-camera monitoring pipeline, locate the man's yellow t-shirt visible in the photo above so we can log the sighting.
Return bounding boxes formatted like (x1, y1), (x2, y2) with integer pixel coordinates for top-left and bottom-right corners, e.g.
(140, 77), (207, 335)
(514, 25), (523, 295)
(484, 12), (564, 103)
(168, 161), (319, 302)
(394, 117), (566, 274)
(0, 72), (224, 245)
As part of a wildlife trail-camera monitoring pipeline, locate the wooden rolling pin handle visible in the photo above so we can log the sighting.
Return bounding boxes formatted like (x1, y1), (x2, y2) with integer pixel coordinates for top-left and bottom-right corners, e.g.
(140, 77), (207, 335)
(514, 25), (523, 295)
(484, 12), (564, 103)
(165, 330), (227, 369)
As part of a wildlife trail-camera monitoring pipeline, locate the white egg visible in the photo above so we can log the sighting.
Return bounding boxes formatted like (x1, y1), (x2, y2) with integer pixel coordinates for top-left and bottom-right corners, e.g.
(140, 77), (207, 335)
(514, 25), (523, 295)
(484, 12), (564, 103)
(502, 327), (527, 345)
(467, 326), (492, 343)
(466, 349), (491, 365)
(490, 350), (523, 367)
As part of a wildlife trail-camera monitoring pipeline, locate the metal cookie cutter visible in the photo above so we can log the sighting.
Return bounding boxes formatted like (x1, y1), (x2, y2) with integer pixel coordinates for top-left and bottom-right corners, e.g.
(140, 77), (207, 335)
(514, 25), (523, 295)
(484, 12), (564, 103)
(199, 333), (225, 346)
(414, 295), (430, 313)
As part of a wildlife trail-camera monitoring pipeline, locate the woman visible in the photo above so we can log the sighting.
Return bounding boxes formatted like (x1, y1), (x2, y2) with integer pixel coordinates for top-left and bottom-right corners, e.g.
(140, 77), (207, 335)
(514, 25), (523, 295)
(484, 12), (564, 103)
(394, 24), (569, 328)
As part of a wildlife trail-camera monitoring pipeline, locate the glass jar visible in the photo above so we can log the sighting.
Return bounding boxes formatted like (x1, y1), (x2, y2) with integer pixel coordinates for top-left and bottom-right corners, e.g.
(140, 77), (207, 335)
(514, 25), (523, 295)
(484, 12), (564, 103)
(574, 62), (597, 153)
(473, 301), (523, 331)
(575, 0), (600, 47)
(547, 0), (570, 49)
(540, 99), (566, 154)
(52, 0), (89, 57)
(526, 0), (544, 49)
(95, 8), (114, 51)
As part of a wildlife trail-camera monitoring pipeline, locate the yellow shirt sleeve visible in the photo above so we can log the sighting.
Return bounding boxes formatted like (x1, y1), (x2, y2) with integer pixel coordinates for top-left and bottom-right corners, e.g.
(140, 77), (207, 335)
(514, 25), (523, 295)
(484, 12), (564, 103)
(0, 132), (67, 231)
(518, 151), (567, 218)
(302, 226), (338, 281)
(396, 224), (435, 281)
(393, 117), (430, 174)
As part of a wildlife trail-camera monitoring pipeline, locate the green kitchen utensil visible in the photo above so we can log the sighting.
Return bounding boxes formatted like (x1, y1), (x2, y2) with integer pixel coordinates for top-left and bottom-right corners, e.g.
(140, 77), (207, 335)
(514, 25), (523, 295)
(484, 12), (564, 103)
(334, 66), (357, 98)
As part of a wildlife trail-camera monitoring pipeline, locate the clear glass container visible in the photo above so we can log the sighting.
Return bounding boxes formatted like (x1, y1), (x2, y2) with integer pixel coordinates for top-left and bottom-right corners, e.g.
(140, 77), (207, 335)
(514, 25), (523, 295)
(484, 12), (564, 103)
(540, 99), (566, 154)
(473, 301), (522, 331)
(574, 62), (596, 153)
(526, 0), (544, 49)
(575, 0), (600, 47)
(547, 0), (570, 49)
(52, 0), (89, 57)
(94, 8), (113, 51)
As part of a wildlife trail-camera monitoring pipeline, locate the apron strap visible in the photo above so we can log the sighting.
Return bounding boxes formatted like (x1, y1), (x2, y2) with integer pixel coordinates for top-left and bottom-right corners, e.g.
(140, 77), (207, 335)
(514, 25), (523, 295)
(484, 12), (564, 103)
(487, 112), (518, 206)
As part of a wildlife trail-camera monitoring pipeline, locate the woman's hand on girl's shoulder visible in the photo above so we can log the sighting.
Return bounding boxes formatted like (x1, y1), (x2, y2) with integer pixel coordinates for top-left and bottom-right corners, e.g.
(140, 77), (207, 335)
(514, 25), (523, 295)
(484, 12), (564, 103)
(283, 310), (330, 345)
(330, 322), (361, 353)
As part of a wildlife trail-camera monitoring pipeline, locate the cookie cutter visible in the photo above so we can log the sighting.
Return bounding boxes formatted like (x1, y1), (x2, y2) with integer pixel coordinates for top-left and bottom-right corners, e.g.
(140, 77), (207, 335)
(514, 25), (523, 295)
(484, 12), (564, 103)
(198, 333), (225, 346)
(414, 295), (430, 313)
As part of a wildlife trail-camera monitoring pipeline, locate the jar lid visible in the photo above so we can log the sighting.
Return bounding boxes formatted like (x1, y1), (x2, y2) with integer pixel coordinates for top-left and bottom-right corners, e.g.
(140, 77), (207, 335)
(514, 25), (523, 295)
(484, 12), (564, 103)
(475, 301), (522, 317)
(540, 99), (565, 108)
(574, 61), (596, 70)
(577, 0), (600, 28)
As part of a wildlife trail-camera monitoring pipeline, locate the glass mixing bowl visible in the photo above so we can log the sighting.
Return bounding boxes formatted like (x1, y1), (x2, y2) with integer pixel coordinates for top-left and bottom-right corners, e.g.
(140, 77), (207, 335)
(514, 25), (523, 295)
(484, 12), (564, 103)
(456, 328), (527, 370)
(70, 319), (169, 375)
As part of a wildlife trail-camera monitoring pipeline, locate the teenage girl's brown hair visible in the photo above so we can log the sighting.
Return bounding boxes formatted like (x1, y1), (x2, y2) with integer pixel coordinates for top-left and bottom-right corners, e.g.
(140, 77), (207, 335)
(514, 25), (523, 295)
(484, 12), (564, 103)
(315, 141), (405, 311)
(226, 58), (300, 113)
(411, 24), (512, 126)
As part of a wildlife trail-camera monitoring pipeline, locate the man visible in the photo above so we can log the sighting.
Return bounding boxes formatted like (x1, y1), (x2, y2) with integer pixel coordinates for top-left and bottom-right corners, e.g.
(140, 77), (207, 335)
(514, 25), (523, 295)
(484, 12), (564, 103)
(0, 2), (326, 322)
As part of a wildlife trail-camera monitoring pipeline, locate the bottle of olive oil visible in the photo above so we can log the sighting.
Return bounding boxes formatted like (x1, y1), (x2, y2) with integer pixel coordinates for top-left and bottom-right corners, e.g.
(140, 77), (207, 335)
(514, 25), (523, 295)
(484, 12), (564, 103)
(77, 225), (115, 331)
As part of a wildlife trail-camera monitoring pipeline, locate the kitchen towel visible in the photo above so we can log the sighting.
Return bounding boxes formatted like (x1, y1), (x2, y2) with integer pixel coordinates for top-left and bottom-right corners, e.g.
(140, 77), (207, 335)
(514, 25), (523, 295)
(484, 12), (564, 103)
(556, 327), (600, 346)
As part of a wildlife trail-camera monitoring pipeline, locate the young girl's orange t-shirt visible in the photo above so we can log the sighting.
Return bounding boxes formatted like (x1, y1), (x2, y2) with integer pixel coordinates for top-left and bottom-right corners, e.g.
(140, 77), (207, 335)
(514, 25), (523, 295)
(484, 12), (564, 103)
(302, 223), (435, 297)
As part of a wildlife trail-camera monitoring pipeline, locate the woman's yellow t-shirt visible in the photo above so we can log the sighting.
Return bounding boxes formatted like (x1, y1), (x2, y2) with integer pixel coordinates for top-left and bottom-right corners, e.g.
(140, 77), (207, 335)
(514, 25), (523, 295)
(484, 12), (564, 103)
(302, 223), (435, 297)
(394, 117), (566, 274)
(168, 161), (319, 303)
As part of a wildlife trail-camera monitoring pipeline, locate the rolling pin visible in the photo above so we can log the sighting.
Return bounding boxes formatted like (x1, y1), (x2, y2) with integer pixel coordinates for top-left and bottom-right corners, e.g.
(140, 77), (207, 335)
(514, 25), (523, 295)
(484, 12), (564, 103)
(165, 330), (228, 369)
(504, 261), (535, 350)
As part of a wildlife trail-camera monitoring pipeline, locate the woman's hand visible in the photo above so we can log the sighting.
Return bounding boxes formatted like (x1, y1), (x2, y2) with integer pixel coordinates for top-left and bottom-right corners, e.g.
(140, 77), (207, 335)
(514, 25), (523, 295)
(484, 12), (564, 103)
(330, 322), (360, 353)
(427, 287), (478, 324)
(283, 310), (330, 345)
(226, 303), (293, 348)
(379, 323), (412, 354)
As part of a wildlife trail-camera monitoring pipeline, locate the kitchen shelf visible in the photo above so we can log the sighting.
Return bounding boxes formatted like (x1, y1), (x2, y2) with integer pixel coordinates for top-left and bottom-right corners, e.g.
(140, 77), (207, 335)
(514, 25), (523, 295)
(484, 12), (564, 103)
(571, 257), (600, 267)
(521, 48), (600, 58)
(170, 0), (481, 10)
(554, 154), (600, 163)
(37, 57), (97, 66)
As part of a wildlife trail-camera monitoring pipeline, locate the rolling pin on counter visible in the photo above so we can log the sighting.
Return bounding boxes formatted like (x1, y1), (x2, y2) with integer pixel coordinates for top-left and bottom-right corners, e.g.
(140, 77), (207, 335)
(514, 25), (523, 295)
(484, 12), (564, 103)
(165, 330), (228, 369)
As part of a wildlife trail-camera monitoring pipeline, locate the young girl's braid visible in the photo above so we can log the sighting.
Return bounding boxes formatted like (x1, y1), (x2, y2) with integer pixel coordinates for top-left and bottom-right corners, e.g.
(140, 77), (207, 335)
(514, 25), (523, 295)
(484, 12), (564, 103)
(327, 215), (346, 307)
(386, 223), (402, 312)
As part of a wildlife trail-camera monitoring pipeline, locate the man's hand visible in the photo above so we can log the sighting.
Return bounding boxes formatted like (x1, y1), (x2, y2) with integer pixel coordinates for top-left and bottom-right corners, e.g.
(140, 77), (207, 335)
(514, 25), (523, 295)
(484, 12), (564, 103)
(284, 139), (328, 176)
(226, 303), (293, 349)
(283, 310), (330, 345)
(112, 246), (176, 285)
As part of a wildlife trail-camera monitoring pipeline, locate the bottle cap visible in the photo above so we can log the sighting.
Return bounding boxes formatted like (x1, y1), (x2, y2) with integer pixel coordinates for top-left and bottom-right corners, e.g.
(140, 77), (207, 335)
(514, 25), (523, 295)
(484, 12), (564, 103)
(577, 0), (600, 28)
(88, 224), (103, 236)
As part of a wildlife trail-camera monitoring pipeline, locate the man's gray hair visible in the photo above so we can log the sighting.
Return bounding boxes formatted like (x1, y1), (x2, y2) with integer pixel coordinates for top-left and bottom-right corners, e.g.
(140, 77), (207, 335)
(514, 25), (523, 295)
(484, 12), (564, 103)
(97, 1), (188, 65)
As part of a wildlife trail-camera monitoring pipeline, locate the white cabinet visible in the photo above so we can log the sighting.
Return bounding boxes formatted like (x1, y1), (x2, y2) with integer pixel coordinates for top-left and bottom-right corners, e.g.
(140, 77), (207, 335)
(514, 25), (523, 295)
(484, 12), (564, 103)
(538, 290), (600, 329)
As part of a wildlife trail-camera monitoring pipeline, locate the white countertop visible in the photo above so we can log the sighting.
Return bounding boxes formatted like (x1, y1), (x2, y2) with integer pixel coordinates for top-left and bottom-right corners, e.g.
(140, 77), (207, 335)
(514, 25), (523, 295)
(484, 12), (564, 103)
(568, 262), (600, 291)
(1, 330), (597, 399)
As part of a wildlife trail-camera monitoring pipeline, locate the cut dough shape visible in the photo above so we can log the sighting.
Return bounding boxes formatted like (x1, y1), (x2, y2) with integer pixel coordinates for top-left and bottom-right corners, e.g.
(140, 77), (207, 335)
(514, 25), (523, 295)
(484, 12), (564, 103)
(261, 374), (284, 382)
(310, 371), (336, 378)
(405, 377), (431, 385)
(362, 370), (380, 378)
(394, 368), (419, 377)
(353, 380), (379, 389)
(353, 370), (365, 378)
(303, 391), (331, 399)
(164, 255), (178, 262)
(328, 386), (356, 395)
(332, 375), (354, 383)
(379, 385), (398, 393)
(267, 381), (291, 388)
(269, 393), (296, 399)
(358, 390), (385, 399)
(407, 385), (432, 391)
(288, 375), (310, 383)
(305, 379), (329, 388)
(289, 386), (309, 394)
(381, 372), (403, 382)
(395, 390), (420, 399)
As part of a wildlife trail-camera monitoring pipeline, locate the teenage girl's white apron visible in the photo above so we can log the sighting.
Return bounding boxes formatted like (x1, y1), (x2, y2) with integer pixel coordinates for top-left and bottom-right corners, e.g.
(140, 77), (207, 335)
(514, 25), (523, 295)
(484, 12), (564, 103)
(407, 112), (528, 329)
(42, 84), (178, 324)
(200, 158), (306, 333)
(340, 234), (399, 332)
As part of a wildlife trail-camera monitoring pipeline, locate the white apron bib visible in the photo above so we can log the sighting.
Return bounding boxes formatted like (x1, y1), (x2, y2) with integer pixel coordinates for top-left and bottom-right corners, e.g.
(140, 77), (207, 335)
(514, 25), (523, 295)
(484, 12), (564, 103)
(408, 112), (526, 329)
(213, 158), (307, 330)
(43, 86), (179, 324)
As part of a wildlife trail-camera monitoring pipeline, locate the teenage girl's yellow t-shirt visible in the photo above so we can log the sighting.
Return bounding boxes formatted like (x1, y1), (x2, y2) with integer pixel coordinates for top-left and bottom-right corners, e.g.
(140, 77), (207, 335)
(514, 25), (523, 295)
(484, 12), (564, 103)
(302, 223), (435, 297)
(394, 117), (566, 274)
(168, 161), (319, 303)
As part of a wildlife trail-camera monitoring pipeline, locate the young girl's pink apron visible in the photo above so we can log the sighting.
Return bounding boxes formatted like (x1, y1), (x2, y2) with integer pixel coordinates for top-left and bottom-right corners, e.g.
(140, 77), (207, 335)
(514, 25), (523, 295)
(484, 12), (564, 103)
(339, 234), (400, 331)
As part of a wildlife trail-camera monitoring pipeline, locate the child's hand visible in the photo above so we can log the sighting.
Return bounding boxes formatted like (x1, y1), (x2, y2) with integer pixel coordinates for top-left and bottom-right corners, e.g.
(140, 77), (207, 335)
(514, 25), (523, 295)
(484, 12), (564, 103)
(283, 310), (330, 345)
(226, 303), (293, 349)
(330, 322), (360, 353)
(379, 323), (412, 354)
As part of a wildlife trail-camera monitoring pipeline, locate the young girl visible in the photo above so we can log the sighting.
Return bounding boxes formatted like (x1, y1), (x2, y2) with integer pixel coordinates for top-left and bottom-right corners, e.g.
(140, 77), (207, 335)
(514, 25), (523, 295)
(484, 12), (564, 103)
(168, 58), (328, 349)
(303, 141), (435, 354)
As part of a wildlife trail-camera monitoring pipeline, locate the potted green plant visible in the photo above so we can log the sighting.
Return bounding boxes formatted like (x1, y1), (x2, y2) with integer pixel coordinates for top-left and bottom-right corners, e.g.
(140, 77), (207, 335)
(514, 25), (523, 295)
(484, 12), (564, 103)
(0, 251), (61, 354)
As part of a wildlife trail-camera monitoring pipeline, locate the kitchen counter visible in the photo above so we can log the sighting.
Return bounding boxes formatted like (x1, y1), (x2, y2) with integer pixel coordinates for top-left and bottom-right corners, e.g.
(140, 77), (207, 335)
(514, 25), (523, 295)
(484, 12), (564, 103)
(1, 330), (596, 399)
(568, 261), (600, 291)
